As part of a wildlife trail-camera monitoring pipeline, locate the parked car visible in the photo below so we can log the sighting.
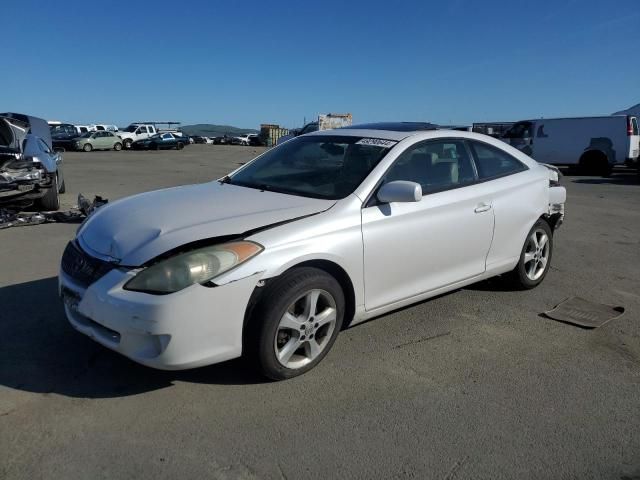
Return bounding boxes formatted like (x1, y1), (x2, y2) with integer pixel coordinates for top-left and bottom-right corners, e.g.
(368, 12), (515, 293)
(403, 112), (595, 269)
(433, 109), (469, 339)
(213, 135), (232, 145)
(75, 125), (90, 134)
(88, 124), (119, 132)
(131, 132), (187, 150)
(191, 136), (207, 144)
(1, 113), (66, 210)
(502, 115), (640, 176)
(234, 133), (260, 146)
(74, 131), (123, 152)
(50, 123), (81, 152)
(118, 123), (158, 148)
(59, 122), (566, 380)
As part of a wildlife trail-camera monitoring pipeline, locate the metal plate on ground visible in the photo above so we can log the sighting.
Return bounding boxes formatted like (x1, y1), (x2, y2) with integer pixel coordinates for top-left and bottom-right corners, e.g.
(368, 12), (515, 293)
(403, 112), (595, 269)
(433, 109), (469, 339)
(543, 296), (625, 329)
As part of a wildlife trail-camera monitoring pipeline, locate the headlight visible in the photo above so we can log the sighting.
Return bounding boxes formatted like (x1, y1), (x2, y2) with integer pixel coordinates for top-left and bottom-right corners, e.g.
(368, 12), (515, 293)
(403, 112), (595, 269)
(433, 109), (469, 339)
(124, 241), (263, 294)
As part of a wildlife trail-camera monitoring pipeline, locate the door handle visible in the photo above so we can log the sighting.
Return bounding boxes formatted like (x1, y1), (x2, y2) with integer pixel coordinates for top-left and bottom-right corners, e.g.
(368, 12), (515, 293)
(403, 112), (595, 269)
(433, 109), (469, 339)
(474, 204), (491, 213)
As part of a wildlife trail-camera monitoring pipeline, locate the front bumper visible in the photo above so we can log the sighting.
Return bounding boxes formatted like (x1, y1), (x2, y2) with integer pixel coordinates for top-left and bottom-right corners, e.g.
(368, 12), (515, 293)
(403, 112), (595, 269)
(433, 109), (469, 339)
(59, 267), (262, 370)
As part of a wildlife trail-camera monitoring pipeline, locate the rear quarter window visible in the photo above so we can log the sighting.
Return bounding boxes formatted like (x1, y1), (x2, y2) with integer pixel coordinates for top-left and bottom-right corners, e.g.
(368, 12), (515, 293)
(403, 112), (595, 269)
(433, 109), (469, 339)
(469, 141), (528, 180)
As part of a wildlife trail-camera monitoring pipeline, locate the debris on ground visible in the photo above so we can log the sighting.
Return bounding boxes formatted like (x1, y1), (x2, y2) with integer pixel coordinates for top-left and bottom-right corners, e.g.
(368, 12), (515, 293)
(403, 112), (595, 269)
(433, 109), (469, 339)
(0, 194), (108, 229)
(543, 296), (625, 328)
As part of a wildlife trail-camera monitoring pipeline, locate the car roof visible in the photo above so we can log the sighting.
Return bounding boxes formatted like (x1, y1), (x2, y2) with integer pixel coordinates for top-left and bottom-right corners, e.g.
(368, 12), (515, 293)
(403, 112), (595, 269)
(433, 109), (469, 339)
(308, 122), (438, 141)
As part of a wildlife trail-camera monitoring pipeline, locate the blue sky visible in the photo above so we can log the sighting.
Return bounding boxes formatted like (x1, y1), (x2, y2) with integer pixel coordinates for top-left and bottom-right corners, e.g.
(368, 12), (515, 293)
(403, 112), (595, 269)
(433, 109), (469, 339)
(3, 0), (638, 128)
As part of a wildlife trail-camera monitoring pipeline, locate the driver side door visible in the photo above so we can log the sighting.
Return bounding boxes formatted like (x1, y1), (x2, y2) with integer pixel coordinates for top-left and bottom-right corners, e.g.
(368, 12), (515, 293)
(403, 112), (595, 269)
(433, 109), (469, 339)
(361, 139), (495, 311)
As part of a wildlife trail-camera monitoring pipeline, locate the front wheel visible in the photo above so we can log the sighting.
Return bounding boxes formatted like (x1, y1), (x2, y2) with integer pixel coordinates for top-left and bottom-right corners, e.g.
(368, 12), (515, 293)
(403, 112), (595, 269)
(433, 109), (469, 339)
(83, 143), (93, 152)
(114, 142), (122, 151)
(176, 142), (184, 150)
(246, 267), (345, 380)
(506, 219), (553, 289)
(124, 139), (133, 149)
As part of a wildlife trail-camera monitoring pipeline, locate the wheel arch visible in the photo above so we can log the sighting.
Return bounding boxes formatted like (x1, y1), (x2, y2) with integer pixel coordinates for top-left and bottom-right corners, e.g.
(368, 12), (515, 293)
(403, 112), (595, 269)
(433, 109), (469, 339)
(242, 259), (357, 351)
(579, 148), (608, 164)
(538, 212), (563, 232)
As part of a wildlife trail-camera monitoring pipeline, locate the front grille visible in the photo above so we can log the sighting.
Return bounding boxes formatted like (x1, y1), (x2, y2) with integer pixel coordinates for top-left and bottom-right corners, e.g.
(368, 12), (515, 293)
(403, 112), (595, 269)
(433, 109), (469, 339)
(61, 241), (117, 288)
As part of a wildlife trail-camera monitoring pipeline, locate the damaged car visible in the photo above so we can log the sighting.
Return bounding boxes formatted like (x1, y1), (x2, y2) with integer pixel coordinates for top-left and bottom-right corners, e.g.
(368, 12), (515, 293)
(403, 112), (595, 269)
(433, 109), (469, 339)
(1, 113), (65, 210)
(59, 123), (566, 380)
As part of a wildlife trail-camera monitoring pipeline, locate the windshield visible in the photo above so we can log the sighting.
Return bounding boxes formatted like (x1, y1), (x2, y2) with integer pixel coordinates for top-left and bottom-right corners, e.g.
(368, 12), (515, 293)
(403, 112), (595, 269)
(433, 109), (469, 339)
(123, 125), (138, 132)
(80, 132), (93, 138)
(228, 135), (395, 200)
(150, 134), (162, 139)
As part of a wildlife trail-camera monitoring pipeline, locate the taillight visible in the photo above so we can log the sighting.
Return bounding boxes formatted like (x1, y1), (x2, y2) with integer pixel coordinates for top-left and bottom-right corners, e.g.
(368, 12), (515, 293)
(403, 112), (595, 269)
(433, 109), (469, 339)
(627, 117), (633, 136)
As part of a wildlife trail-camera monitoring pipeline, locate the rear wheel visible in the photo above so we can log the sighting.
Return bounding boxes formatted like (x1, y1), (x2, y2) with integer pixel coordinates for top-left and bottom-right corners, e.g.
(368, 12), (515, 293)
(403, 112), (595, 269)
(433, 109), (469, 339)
(114, 142), (122, 151)
(246, 267), (345, 380)
(83, 143), (93, 152)
(579, 151), (611, 177)
(506, 220), (553, 289)
(40, 174), (60, 211)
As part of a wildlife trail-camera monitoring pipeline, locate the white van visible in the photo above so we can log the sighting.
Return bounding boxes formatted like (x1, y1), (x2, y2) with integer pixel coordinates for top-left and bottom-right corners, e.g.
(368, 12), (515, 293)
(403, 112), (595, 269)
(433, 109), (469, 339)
(502, 115), (640, 175)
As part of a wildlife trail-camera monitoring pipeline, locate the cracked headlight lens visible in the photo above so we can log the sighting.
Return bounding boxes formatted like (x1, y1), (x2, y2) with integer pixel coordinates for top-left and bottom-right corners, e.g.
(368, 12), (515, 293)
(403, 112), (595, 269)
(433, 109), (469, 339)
(124, 241), (263, 294)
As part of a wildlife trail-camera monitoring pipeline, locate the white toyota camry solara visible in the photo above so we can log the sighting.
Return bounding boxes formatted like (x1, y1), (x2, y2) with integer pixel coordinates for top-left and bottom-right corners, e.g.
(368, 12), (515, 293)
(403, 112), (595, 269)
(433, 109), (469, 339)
(59, 122), (566, 380)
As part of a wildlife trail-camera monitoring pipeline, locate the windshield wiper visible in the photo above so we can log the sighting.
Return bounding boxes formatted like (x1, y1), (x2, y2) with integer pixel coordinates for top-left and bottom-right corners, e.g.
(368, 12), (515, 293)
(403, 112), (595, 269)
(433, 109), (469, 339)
(218, 175), (232, 184)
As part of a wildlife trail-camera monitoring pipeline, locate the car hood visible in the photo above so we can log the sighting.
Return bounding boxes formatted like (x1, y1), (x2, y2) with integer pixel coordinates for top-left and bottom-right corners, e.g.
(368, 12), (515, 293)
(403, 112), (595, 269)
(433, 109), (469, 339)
(78, 182), (336, 265)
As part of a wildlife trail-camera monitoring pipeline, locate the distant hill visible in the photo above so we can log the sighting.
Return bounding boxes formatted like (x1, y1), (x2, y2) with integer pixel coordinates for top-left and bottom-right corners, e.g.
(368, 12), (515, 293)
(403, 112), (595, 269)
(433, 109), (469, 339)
(612, 103), (640, 116)
(181, 124), (258, 137)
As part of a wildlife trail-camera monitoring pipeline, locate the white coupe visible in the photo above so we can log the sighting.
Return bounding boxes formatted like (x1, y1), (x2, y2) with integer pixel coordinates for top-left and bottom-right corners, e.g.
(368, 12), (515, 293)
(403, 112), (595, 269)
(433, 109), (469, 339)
(59, 122), (566, 379)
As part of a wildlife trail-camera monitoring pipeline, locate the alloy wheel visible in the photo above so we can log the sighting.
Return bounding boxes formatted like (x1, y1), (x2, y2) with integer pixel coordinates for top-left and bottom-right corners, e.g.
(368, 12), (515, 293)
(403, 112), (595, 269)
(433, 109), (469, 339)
(523, 228), (550, 281)
(274, 289), (337, 369)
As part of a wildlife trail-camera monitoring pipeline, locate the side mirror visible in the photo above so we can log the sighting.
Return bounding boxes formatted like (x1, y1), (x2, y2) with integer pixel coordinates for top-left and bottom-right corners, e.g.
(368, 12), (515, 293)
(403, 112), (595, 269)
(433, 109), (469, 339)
(377, 181), (422, 204)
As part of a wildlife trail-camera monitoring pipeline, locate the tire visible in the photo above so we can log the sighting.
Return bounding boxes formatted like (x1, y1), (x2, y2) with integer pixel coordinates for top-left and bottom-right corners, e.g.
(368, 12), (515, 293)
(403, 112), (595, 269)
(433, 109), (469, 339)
(176, 142), (184, 150)
(246, 267), (345, 380)
(124, 139), (133, 149)
(506, 219), (553, 289)
(40, 174), (60, 211)
(83, 143), (93, 152)
(114, 142), (122, 151)
(579, 151), (610, 177)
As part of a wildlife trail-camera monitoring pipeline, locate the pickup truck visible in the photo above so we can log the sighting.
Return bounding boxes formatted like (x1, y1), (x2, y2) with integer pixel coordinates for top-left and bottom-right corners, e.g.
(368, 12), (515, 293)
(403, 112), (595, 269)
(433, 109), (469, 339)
(117, 124), (158, 149)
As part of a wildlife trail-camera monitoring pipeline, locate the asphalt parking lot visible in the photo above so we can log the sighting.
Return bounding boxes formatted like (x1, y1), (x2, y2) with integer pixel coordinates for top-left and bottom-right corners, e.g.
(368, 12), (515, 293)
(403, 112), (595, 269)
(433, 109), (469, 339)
(1, 145), (639, 479)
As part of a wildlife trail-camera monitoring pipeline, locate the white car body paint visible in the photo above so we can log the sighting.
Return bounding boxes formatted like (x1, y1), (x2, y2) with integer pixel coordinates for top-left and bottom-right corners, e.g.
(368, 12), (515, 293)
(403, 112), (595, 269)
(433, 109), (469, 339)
(60, 128), (566, 370)
(77, 182), (335, 264)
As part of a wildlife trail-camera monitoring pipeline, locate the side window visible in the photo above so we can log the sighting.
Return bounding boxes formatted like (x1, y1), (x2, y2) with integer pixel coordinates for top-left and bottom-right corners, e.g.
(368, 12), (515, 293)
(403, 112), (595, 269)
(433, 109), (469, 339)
(469, 141), (527, 180)
(162, 133), (171, 140)
(383, 140), (477, 194)
(632, 117), (639, 136)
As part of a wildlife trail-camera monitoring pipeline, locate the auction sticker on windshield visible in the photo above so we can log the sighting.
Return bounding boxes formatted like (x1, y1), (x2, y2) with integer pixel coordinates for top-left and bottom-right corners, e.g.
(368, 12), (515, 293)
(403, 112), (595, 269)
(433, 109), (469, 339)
(356, 138), (397, 148)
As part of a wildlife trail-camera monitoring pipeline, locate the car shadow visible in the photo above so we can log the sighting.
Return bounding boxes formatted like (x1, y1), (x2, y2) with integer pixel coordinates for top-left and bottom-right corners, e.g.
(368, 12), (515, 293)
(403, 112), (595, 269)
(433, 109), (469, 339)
(0, 277), (269, 399)
(463, 276), (523, 292)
